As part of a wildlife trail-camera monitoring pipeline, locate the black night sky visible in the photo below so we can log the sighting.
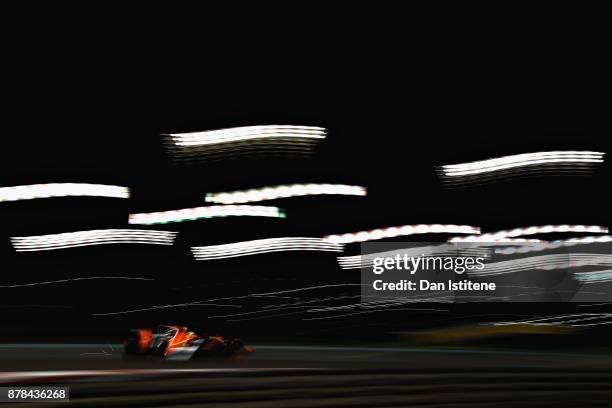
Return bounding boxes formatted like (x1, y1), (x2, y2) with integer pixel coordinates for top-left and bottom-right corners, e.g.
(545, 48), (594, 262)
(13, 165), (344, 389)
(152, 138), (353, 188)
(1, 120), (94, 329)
(0, 8), (610, 343)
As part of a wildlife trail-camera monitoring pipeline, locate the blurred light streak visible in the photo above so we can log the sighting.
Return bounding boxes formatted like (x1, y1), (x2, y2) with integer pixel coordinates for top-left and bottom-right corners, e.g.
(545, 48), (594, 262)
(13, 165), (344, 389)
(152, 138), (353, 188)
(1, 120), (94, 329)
(251, 284), (365, 296)
(213, 297), (449, 321)
(491, 313), (612, 327)
(400, 323), (572, 343)
(469, 253), (612, 276)
(577, 302), (612, 307)
(261, 295), (363, 309)
(449, 225), (608, 243)
(167, 125), (327, 146)
(206, 183), (366, 204)
(0, 368), (325, 384)
(0, 277), (153, 288)
(0, 183), (129, 202)
(495, 236), (612, 255)
(191, 237), (343, 260)
(92, 302), (241, 316)
(229, 306), (449, 322)
(574, 269), (612, 283)
(324, 224), (480, 244)
(129, 205), (285, 225)
(92, 284), (366, 316)
(303, 307), (449, 321)
(439, 151), (604, 177)
(10, 229), (177, 251)
(553, 254), (612, 270)
(207, 305), (337, 319)
(449, 238), (544, 244)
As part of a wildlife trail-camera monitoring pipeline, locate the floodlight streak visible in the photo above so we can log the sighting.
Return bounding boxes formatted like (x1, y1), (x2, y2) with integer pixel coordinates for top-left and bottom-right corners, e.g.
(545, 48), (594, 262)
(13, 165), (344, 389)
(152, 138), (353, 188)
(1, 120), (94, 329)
(191, 237), (343, 260)
(11, 229), (177, 251)
(129, 205), (285, 225)
(324, 224), (480, 244)
(206, 184), (366, 204)
(496, 235), (612, 255)
(440, 151), (604, 177)
(449, 225), (608, 243)
(0, 183), (129, 202)
(169, 125), (327, 147)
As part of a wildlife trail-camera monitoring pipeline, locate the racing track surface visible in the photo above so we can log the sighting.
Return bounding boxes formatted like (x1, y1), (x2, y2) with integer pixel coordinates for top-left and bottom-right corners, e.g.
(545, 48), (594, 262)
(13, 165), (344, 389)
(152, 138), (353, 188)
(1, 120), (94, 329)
(2, 344), (612, 407)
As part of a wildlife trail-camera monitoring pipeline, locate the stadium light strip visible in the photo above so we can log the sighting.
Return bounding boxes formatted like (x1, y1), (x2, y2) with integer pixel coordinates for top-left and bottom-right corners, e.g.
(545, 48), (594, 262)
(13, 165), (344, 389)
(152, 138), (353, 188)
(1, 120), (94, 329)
(323, 224), (480, 244)
(168, 125), (327, 147)
(470, 253), (612, 276)
(129, 205), (285, 225)
(440, 151), (604, 177)
(10, 229), (177, 252)
(191, 237), (343, 260)
(205, 184), (366, 204)
(447, 238), (545, 244)
(449, 225), (608, 243)
(495, 235), (612, 255)
(0, 183), (129, 202)
(562, 235), (612, 244)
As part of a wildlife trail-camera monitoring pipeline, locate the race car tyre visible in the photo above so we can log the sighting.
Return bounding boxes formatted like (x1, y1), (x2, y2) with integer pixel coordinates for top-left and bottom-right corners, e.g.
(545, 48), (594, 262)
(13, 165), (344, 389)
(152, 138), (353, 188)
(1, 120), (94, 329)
(124, 333), (140, 355)
(229, 338), (244, 354)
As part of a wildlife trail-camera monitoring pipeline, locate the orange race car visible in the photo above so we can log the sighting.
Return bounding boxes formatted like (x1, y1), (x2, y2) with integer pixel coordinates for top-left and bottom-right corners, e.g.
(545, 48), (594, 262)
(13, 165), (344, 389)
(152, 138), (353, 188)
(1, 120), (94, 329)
(124, 325), (255, 361)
